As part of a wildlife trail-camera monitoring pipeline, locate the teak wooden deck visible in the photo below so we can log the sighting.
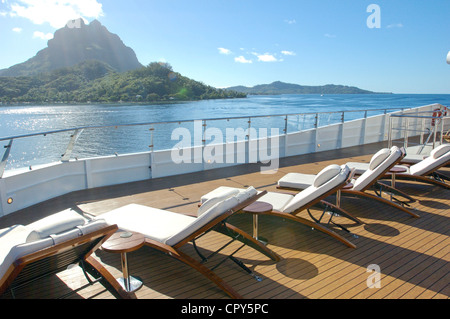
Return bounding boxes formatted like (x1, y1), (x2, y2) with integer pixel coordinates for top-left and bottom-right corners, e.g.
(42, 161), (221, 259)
(0, 141), (449, 300)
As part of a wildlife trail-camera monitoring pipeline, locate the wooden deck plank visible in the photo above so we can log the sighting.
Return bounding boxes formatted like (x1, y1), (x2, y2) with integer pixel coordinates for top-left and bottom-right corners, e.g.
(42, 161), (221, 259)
(1, 142), (448, 299)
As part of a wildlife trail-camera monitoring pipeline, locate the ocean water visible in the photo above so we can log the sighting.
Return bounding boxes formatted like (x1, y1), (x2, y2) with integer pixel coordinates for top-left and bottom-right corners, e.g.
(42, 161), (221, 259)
(1, 94), (449, 170)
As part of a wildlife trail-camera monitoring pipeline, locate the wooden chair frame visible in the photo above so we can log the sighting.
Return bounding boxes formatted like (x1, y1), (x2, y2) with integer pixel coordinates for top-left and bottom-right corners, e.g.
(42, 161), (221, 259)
(337, 147), (420, 218)
(269, 167), (361, 249)
(135, 191), (281, 299)
(380, 160), (450, 190)
(0, 224), (133, 299)
(278, 147), (420, 220)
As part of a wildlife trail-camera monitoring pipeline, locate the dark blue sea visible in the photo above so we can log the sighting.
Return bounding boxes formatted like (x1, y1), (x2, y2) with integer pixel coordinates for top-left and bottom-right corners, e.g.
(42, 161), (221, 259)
(1, 94), (449, 170)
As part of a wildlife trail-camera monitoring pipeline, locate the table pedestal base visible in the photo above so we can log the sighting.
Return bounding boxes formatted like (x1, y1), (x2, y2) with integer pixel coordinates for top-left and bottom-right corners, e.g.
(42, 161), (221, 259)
(117, 276), (143, 293)
(253, 214), (268, 245)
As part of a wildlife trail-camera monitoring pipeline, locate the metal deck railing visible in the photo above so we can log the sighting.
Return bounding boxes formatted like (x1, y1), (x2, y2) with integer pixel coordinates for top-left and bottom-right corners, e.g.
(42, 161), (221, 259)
(388, 106), (449, 154)
(0, 107), (409, 177)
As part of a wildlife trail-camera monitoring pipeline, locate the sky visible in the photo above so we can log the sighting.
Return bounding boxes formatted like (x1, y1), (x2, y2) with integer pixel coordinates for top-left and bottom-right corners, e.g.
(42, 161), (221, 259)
(0, 0), (449, 94)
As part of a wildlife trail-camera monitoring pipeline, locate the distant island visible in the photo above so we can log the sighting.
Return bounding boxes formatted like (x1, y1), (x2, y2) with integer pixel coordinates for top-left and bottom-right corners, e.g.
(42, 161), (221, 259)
(0, 19), (390, 104)
(0, 19), (245, 104)
(227, 81), (390, 95)
(0, 60), (246, 104)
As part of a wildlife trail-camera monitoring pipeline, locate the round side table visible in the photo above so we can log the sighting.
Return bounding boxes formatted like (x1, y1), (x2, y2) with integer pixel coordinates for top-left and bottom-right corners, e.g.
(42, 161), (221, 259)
(389, 166), (408, 188)
(102, 231), (145, 292)
(243, 201), (273, 244)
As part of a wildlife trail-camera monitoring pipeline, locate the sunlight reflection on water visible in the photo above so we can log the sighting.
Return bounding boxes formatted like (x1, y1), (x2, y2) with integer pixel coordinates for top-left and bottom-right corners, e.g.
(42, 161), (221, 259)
(1, 94), (449, 170)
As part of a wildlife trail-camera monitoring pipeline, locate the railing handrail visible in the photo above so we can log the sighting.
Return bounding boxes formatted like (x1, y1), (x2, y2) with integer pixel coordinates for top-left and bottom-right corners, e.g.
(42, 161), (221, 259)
(388, 105), (449, 150)
(0, 107), (406, 142)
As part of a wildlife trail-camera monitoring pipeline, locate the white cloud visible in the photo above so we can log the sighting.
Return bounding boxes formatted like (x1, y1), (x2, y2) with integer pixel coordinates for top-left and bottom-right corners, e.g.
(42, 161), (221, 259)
(234, 56), (252, 64)
(324, 33), (337, 38)
(218, 47), (232, 55)
(6, 0), (104, 28)
(281, 50), (295, 56)
(33, 31), (54, 40)
(256, 53), (278, 62)
(284, 19), (296, 25)
(12, 27), (22, 33)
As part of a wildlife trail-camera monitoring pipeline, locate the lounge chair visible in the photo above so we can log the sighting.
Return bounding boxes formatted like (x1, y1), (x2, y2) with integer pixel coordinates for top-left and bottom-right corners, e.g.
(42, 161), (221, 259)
(277, 146), (420, 218)
(346, 144), (450, 190)
(0, 209), (131, 299)
(201, 165), (361, 249)
(95, 187), (281, 299)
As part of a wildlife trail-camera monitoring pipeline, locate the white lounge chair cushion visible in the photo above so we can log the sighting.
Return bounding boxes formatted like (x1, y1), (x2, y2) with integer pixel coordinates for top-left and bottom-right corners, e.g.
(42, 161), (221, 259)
(200, 164), (348, 214)
(0, 225), (35, 280)
(409, 144), (450, 176)
(352, 146), (402, 191)
(278, 164), (349, 191)
(48, 219), (109, 245)
(401, 154), (428, 164)
(26, 209), (86, 243)
(369, 148), (391, 170)
(99, 204), (196, 245)
(258, 192), (293, 212)
(345, 162), (370, 175)
(98, 194), (241, 247)
(347, 148), (397, 175)
(202, 186), (297, 213)
(313, 164), (342, 188)
(198, 188), (240, 217)
(168, 196), (239, 246)
(235, 186), (258, 203)
(431, 144), (450, 159)
(0, 234), (55, 282)
(277, 172), (315, 190)
(201, 186), (260, 204)
(201, 186), (291, 212)
(282, 165), (350, 213)
(257, 166), (350, 214)
(0, 214), (108, 283)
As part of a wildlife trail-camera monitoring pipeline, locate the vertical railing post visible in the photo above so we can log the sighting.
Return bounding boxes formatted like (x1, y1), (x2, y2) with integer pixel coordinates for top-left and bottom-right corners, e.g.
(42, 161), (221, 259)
(404, 117), (409, 148)
(61, 129), (83, 162)
(284, 115), (288, 134)
(433, 117), (437, 149)
(149, 124), (154, 177)
(148, 125), (155, 152)
(388, 116), (393, 148)
(202, 120), (207, 169)
(0, 140), (13, 179)
(247, 117), (252, 164)
(420, 117), (425, 145)
(284, 115), (289, 157)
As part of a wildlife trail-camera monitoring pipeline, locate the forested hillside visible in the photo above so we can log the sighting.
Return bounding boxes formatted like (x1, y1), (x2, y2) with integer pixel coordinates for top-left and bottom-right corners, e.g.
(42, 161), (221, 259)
(0, 61), (246, 104)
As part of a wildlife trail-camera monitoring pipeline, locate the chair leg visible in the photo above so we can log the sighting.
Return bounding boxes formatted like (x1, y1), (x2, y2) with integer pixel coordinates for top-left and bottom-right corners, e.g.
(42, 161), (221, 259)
(373, 181), (416, 203)
(309, 202), (361, 238)
(432, 171), (450, 182)
(144, 239), (244, 299)
(84, 256), (136, 299)
(260, 211), (357, 249)
(214, 222), (281, 262)
(385, 174), (450, 190)
(341, 190), (420, 218)
(316, 200), (364, 225)
(169, 248), (244, 299)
